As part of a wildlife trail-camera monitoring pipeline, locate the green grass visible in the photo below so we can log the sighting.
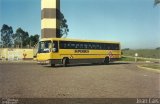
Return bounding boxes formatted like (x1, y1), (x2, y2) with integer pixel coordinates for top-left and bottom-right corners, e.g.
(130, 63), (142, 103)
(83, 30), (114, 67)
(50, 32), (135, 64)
(120, 57), (149, 62)
(120, 57), (135, 61)
(122, 49), (160, 59)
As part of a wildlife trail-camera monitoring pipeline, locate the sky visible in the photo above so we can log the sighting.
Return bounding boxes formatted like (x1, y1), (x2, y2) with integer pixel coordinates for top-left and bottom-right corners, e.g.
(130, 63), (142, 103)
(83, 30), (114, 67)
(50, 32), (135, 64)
(0, 0), (160, 49)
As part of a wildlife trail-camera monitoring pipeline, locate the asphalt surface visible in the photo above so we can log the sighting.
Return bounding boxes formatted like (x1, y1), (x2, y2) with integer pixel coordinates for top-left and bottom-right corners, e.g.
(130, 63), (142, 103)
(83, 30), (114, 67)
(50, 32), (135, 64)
(0, 62), (159, 98)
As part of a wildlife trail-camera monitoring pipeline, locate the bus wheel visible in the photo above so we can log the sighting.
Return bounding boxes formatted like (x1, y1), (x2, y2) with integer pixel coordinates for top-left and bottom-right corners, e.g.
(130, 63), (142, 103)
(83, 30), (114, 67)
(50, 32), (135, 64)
(62, 58), (69, 67)
(104, 57), (110, 65)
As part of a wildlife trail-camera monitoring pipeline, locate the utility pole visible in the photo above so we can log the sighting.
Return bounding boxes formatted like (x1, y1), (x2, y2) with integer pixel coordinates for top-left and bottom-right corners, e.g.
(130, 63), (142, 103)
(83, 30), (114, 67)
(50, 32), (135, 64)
(21, 35), (22, 49)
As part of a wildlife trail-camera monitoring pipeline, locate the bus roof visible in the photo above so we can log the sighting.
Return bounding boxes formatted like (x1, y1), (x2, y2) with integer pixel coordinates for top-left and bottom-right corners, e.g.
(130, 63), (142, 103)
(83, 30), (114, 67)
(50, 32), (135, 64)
(40, 38), (120, 44)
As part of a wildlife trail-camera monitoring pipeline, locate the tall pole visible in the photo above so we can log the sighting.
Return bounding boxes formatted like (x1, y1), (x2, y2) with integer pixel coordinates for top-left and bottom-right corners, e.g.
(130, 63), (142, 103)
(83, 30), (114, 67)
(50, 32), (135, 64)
(41, 0), (60, 38)
(21, 33), (22, 48)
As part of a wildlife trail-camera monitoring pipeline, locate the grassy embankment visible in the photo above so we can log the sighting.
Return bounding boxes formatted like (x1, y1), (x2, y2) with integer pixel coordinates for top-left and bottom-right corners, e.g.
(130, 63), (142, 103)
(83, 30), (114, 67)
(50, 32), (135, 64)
(141, 64), (160, 70)
(120, 49), (160, 70)
(121, 49), (160, 61)
(122, 49), (160, 59)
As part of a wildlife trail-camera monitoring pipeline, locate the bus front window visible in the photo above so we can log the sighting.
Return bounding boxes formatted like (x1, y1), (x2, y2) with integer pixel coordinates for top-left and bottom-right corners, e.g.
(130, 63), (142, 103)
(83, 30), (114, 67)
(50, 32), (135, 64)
(38, 41), (52, 53)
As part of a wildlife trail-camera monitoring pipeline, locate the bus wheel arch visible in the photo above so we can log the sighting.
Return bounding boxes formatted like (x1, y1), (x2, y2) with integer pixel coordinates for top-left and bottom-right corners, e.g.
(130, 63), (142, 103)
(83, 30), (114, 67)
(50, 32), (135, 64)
(62, 57), (69, 67)
(51, 63), (55, 67)
(104, 56), (110, 64)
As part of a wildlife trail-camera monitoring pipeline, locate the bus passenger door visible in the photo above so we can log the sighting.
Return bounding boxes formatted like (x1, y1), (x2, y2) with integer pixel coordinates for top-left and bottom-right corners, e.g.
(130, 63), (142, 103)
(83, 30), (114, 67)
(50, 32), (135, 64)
(53, 41), (58, 52)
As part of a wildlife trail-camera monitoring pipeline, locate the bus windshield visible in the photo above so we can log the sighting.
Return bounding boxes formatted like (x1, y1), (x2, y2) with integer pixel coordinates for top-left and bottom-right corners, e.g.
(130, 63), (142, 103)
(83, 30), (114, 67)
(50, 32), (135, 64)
(38, 41), (52, 53)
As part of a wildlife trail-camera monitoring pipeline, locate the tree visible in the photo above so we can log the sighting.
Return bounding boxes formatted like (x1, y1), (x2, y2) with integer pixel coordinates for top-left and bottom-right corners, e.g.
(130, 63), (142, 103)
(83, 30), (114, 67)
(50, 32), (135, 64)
(59, 12), (69, 38)
(13, 28), (29, 48)
(29, 34), (39, 47)
(154, 0), (160, 6)
(156, 47), (160, 50)
(122, 48), (130, 51)
(0, 41), (2, 48)
(0, 24), (14, 48)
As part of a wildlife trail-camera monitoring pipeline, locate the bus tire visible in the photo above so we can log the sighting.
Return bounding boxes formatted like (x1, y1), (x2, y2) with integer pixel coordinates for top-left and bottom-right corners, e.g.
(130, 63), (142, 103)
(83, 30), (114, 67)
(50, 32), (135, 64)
(62, 58), (69, 67)
(104, 57), (110, 65)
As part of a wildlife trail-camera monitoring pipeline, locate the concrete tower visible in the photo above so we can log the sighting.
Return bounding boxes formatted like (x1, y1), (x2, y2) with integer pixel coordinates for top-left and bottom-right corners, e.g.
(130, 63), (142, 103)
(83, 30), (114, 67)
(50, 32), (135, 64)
(41, 0), (60, 38)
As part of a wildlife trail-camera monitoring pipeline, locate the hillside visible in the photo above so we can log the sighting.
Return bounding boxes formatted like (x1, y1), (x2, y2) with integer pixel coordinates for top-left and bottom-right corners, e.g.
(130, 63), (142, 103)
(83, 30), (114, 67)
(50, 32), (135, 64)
(122, 49), (160, 59)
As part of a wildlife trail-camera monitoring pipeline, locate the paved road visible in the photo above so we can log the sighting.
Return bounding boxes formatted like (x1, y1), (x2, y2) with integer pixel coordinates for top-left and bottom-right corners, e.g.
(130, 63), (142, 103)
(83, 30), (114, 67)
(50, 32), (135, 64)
(0, 62), (159, 98)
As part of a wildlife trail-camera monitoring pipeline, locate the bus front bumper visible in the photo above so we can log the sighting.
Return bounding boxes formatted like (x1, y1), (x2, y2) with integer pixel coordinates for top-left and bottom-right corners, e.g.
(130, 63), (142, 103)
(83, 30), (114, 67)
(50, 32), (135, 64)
(37, 60), (50, 65)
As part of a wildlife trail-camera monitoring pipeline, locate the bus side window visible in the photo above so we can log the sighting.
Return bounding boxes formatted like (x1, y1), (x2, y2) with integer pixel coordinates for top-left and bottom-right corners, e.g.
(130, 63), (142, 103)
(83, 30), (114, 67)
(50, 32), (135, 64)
(75, 43), (80, 49)
(89, 44), (92, 49)
(71, 42), (75, 49)
(53, 41), (58, 52)
(84, 43), (88, 49)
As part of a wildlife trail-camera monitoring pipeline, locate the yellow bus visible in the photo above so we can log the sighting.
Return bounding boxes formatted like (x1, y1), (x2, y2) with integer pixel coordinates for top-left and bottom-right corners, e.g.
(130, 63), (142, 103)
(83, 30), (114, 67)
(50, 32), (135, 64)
(36, 38), (121, 67)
